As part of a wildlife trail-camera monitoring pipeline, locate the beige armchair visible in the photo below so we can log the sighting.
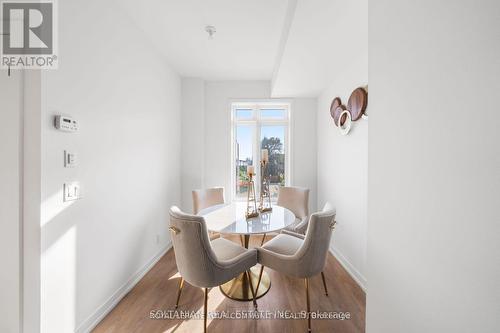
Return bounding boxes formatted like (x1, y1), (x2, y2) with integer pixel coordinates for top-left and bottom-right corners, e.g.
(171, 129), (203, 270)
(256, 204), (336, 332)
(192, 187), (225, 214)
(277, 186), (310, 234)
(169, 206), (258, 332)
(192, 187), (225, 239)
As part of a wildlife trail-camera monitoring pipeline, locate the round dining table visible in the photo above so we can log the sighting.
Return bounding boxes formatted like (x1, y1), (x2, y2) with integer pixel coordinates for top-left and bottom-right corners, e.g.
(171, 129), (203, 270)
(198, 201), (296, 301)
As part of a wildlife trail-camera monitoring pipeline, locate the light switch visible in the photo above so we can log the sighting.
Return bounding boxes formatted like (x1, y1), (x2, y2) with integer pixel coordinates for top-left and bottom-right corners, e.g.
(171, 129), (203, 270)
(64, 150), (77, 168)
(64, 182), (81, 202)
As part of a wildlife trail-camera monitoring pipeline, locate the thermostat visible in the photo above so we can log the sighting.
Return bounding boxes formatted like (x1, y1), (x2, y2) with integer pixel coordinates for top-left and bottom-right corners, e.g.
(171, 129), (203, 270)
(54, 115), (79, 132)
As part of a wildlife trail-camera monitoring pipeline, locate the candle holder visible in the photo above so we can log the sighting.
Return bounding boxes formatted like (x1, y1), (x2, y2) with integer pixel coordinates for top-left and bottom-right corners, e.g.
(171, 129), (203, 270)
(245, 172), (259, 219)
(259, 160), (272, 212)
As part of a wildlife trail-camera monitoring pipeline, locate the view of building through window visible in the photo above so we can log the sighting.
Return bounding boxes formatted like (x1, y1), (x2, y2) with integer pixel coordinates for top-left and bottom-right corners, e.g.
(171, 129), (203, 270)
(232, 103), (290, 201)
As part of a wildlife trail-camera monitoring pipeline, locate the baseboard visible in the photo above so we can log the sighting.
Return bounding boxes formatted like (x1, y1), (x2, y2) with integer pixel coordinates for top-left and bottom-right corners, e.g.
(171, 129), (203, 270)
(329, 245), (367, 292)
(76, 242), (172, 333)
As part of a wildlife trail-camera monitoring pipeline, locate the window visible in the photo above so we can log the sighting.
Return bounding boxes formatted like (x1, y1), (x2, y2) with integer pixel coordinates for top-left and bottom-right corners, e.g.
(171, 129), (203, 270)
(231, 102), (290, 201)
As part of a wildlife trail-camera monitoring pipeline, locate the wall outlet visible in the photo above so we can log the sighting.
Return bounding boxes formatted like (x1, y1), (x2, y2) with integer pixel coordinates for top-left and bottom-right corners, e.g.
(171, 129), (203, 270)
(64, 150), (77, 168)
(64, 182), (81, 202)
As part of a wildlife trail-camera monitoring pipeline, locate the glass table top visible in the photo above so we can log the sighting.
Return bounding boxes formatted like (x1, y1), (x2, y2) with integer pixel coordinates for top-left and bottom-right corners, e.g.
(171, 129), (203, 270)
(198, 201), (296, 235)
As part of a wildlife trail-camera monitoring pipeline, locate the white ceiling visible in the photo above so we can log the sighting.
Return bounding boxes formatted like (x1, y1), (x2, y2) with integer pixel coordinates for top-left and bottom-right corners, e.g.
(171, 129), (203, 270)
(118, 0), (368, 97)
(118, 0), (290, 80)
(271, 0), (368, 97)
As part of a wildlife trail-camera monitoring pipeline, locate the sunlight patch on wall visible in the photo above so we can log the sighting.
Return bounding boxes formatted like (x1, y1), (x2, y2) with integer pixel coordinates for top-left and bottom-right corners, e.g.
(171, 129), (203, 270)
(41, 225), (77, 332)
(41, 189), (74, 227)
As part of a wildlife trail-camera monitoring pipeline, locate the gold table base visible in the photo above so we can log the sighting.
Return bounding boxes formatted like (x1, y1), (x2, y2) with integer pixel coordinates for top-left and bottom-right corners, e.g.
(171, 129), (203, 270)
(219, 266), (271, 301)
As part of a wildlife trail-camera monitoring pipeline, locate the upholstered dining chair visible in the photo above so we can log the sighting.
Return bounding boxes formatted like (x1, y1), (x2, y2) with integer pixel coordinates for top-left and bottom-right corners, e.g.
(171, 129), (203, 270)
(277, 186), (310, 235)
(169, 206), (258, 332)
(192, 187), (225, 214)
(256, 203), (336, 333)
(192, 187), (225, 239)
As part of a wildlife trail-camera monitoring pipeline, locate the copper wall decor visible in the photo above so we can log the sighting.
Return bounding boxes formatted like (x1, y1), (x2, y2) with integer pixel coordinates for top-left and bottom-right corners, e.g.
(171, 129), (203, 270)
(329, 86), (368, 133)
(332, 103), (346, 127)
(329, 97), (342, 126)
(347, 87), (368, 121)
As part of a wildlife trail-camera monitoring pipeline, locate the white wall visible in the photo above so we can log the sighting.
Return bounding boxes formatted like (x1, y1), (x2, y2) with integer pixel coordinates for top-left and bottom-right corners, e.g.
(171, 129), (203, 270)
(181, 80), (317, 212)
(0, 70), (22, 333)
(181, 78), (205, 211)
(317, 58), (368, 288)
(314, 0), (368, 288)
(0, 70), (42, 333)
(367, 1), (500, 332)
(23, 70), (43, 333)
(39, 1), (181, 332)
(291, 98), (317, 213)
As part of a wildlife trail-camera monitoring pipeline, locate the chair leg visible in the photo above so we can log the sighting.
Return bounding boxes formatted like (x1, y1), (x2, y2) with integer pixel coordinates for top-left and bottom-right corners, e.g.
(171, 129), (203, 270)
(175, 277), (184, 309)
(255, 265), (265, 294)
(320, 271), (328, 296)
(260, 233), (266, 246)
(246, 271), (258, 308)
(305, 278), (311, 332)
(204, 287), (208, 333)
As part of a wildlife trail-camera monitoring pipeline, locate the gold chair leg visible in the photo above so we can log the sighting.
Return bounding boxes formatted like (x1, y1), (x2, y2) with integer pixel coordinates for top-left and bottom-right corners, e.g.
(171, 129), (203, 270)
(204, 287), (208, 333)
(246, 270), (258, 308)
(175, 277), (184, 309)
(321, 271), (328, 296)
(255, 265), (265, 294)
(260, 233), (266, 246)
(305, 278), (311, 332)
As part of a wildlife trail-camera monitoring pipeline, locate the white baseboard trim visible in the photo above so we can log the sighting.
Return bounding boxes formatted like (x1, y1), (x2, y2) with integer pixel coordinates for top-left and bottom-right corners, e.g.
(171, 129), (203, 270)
(329, 245), (367, 292)
(76, 242), (172, 333)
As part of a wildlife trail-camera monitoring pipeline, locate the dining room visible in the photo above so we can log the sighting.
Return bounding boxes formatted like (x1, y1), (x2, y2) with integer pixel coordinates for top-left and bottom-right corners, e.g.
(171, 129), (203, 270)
(1, 0), (498, 333)
(86, 76), (367, 332)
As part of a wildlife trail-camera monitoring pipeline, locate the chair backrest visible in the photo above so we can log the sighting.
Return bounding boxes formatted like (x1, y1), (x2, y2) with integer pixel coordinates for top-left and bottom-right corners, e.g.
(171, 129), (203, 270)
(169, 206), (221, 287)
(294, 203), (336, 277)
(192, 187), (225, 214)
(277, 186), (309, 219)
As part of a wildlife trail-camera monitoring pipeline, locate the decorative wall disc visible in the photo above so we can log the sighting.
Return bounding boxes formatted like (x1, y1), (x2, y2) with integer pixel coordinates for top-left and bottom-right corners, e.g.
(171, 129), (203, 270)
(338, 110), (352, 135)
(332, 104), (346, 127)
(347, 87), (368, 121)
(330, 97), (342, 126)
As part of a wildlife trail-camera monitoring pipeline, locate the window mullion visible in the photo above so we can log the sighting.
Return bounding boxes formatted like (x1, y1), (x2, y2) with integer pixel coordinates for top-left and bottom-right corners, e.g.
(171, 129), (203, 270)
(255, 106), (261, 194)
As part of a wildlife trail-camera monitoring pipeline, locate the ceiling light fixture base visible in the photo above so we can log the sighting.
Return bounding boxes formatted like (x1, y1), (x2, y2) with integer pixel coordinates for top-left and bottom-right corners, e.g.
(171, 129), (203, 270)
(205, 25), (216, 39)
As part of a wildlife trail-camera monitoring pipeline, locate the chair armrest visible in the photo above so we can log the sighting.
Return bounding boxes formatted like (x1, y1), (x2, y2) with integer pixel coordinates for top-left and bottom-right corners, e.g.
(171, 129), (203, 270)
(257, 246), (306, 277)
(281, 229), (305, 239)
(257, 246), (296, 264)
(216, 248), (258, 269)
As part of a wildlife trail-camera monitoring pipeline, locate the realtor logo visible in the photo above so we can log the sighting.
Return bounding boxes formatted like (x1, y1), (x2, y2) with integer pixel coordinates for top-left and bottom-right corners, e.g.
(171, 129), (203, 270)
(1, 0), (58, 69)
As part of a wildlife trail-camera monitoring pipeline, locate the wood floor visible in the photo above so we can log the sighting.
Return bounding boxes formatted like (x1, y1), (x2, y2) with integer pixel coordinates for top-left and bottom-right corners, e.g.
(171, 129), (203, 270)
(93, 235), (365, 333)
